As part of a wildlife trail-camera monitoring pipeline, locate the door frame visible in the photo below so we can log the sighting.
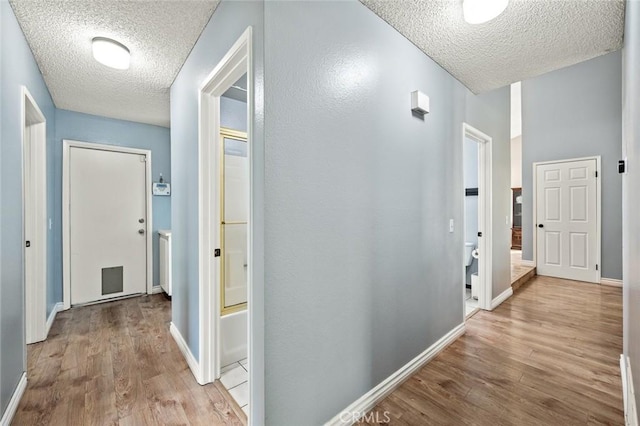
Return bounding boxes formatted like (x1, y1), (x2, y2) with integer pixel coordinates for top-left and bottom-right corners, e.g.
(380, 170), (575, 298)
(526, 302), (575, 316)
(462, 123), (493, 313)
(197, 26), (253, 390)
(21, 86), (48, 344)
(532, 156), (601, 282)
(62, 139), (153, 309)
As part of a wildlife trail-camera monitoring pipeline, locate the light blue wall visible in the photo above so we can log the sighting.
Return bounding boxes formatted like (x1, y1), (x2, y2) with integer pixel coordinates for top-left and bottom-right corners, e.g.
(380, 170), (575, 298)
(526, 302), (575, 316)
(0, 0), (56, 416)
(170, 0), (264, 376)
(221, 96), (247, 132)
(521, 51), (622, 279)
(54, 109), (171, 295)
(623, 0), (640, 412)
(263, 2), (510, 423)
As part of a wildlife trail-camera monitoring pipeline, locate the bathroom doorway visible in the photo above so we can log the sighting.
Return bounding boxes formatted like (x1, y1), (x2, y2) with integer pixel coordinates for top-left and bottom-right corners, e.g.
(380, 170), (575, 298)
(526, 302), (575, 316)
(462, 123), (493, 317)
(197, 28), (253, 419)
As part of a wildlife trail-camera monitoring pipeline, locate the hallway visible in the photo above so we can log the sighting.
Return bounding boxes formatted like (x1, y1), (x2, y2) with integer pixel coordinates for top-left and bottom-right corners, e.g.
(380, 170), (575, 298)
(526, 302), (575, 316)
(12, 295), (245, 425)
(365, 276), (624, 425)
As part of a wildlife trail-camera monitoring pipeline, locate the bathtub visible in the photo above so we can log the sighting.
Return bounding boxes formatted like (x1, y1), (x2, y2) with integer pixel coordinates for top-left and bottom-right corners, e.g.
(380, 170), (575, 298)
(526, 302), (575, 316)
(220, 309), (247, 367)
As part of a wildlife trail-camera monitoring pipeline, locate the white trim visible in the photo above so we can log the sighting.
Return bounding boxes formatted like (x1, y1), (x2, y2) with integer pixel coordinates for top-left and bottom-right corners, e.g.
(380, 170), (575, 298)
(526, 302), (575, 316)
(62, 139), (153, 309)
(465, 306), (480, 319)
(490, 287), (513, 310)
(21, 86), (47, 345)
(170, 323), (203, 385)
(520, 259), (536, 267)
(462, 123), (493, 313)
(601, 278), (623, 288)
(532, 156), (601, 283)
(45, 302), (63, 337)
(151, 285), (164, 294)
(325, 323), (465, 426)
(198, 26), (252, 395)
(621, 355), (639, 426)
(0, 372), (27, 426)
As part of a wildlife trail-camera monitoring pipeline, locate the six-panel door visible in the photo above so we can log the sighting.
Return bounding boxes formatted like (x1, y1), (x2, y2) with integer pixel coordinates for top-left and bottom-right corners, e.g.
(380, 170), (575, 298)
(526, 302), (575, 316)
(535, 159), (598, 283)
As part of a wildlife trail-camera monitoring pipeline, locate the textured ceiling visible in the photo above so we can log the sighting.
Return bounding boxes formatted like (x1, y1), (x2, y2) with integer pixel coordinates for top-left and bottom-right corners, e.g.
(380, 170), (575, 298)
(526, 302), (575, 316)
(10, 0), (220, 127)
(360, 0), (625, 94)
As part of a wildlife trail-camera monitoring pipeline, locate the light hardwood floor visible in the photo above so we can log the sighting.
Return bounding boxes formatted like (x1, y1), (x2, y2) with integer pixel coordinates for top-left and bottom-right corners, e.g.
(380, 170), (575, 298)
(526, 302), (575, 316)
(13, 294), (245, 426)
(365, 275), (624, 425)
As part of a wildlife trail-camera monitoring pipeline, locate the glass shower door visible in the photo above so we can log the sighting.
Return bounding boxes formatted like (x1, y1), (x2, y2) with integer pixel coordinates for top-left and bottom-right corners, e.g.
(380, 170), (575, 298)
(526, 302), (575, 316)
(220, 129), (248, 314)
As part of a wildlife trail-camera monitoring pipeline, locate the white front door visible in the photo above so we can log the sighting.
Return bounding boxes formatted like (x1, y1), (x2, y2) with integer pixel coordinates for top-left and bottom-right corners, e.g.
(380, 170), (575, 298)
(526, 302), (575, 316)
(69, 147), (148, 305)
(536, 159), (598, 283)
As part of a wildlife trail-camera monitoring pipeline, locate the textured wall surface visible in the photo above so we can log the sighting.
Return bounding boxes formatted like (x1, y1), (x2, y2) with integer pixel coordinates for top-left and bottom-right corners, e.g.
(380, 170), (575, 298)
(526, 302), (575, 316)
(623, 0), (640, 413)
(263, 2), (509, 423)
(9, 0), (219, 127)
(360, 0), (624, 93)
(0, 0), (56, 416)
(54, 109), (171, 295)
(521, 51), (622, 280)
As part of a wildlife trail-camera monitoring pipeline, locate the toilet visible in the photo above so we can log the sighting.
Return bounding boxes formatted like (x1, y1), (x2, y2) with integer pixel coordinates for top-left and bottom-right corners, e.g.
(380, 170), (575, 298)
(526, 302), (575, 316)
(465, 242), (479, 300)
(464, 242), (475, 266)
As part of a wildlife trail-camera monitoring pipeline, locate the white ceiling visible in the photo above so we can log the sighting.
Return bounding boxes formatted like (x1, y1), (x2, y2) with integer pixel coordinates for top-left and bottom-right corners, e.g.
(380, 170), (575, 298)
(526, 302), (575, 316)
(360, 0), (625, 94)
(10, 0), (220, 128)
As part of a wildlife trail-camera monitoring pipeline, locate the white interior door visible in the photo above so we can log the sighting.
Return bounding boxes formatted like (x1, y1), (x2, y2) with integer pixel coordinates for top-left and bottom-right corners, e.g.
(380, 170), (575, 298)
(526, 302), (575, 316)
(69, 147), (147, 305)
(536, 159), (598, 283)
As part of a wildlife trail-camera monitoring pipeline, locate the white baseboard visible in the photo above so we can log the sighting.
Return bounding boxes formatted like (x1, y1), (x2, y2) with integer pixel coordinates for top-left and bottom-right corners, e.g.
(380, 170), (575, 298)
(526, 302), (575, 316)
(490, 287), (513, 310)
(325, 323), (466, 426)
(151, 285), (164, 294)
(0, 372), (27, 426)
(601, 278), (623, 288)
(520, 260), (535, 267)
(45, 302), (63, 338)
(170, 322), (203, 385)
(621, 355), (639, 426)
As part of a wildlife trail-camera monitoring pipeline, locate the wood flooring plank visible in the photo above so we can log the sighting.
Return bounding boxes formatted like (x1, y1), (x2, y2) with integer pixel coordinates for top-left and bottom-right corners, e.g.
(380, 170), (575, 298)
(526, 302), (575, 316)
(368, 275), (624, 425)
(14, 294), (244, 425)
(143, 373), (191, 425)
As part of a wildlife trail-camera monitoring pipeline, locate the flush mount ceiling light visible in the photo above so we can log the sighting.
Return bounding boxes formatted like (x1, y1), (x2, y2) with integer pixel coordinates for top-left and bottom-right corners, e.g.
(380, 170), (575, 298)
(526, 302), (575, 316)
(92, 37), (130, 70)
(463, 0), (509, 24)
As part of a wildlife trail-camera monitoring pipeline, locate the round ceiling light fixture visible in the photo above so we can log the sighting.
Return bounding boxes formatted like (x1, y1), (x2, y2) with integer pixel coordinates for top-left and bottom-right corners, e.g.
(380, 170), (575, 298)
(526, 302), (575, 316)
(463, 0), (508, 24)
(92, 37), (130, 70)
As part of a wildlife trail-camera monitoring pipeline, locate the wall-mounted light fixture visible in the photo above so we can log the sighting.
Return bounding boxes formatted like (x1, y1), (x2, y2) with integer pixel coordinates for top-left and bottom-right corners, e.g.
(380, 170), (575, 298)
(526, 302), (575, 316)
(92, 37), (130, 70)
(463, 0), (508, 24)
(411, 90), (430, 116)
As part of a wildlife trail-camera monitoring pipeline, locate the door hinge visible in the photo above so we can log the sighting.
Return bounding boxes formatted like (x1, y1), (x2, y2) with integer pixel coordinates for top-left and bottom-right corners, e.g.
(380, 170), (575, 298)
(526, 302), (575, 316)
(596, 264), (599, 271)
(595, 171), (598, 178)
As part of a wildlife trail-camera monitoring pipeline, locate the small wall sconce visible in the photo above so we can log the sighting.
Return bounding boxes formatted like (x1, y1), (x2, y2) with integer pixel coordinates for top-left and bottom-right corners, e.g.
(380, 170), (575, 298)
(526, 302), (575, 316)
(411, 90), (430, 116)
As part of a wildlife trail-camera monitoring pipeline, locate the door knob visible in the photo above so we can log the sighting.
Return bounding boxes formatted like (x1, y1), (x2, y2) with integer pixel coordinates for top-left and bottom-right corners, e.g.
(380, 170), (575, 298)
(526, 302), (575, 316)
(138, 229), (145, 234)
(538, 224), (544, 228)
(139, 218), (145, 223)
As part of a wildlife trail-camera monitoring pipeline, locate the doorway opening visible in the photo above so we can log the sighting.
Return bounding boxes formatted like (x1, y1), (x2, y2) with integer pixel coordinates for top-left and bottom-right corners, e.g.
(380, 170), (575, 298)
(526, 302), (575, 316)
(532, 157), (601, 283)
(22, 86), (48, 344)
(62, 140), (153, 308)
(197, 28), (253, 418)
(463, 123), (493, 317)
